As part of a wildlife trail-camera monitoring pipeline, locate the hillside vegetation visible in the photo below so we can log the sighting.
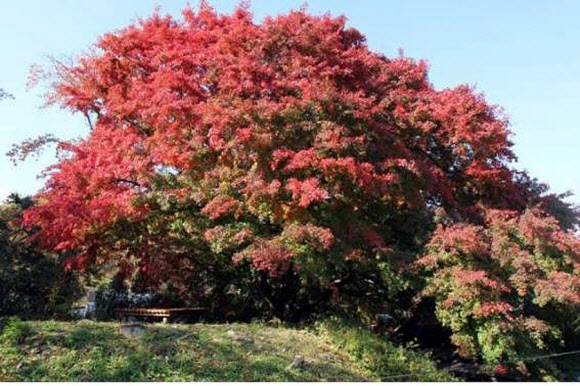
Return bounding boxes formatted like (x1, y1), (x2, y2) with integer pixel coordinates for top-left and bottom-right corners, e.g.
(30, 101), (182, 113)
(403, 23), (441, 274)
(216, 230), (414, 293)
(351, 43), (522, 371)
(0, 318), (454, 381)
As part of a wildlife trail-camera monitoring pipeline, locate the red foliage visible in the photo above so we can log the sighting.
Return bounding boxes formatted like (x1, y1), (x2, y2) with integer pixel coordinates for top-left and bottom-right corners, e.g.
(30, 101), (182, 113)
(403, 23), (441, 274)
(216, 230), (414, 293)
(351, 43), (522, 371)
(285, 177), (329, 208)
(472, 301), (513, 319)
(234, 239), (295, 278)
(494, 364), (508, 376)
(282, 224), (334, 251)
(419, 208), (580, 366)
(201, 195), (241, 220)
(20, 3), (577, 330)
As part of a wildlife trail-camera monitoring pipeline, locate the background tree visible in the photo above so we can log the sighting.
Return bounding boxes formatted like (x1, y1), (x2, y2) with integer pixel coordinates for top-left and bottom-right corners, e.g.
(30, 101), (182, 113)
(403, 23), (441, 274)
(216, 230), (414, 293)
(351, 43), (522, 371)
(0, 194), (82, 318)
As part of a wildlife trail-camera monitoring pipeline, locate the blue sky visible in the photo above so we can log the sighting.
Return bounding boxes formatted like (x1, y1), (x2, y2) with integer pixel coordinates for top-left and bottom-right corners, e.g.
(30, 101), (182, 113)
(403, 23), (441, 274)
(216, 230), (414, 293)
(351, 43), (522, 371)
(1, 0), (579, 203)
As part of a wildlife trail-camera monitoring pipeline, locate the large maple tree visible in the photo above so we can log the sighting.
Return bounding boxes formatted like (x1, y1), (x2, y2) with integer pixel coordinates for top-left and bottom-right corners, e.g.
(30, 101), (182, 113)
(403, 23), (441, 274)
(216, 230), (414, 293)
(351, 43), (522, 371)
(19, 3), (580, 373)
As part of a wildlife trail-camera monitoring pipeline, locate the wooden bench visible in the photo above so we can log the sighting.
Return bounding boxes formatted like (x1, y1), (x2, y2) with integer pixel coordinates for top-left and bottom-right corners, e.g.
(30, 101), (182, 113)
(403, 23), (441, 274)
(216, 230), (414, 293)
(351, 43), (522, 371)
(115, 307), (209, 323)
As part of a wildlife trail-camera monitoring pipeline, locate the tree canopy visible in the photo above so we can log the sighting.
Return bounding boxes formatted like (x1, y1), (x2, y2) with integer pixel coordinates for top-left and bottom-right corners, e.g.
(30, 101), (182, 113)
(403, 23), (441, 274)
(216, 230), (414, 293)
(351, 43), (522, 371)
(18, 3), (580, 376)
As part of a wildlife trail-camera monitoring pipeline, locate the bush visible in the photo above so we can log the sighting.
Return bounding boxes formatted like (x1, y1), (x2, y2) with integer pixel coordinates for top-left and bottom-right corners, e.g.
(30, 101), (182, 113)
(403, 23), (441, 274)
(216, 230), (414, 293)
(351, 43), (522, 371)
(417, 208), (580, 378)
(0, 195), (83, 319)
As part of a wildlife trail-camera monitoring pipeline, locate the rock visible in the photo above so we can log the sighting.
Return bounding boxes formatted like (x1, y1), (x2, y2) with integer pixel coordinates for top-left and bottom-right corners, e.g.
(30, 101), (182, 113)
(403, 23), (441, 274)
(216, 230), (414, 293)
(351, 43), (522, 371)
(287, 355), (307, 370)
(119, 324), (146, 339)
(234, 336), (254, 345)
(225, 328), (253, 345)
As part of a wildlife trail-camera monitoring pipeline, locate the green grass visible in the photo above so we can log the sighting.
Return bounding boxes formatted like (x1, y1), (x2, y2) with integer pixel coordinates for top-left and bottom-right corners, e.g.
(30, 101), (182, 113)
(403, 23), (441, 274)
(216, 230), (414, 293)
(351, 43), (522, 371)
(0, 317), (454, 381)
(315, 317), (456, 381)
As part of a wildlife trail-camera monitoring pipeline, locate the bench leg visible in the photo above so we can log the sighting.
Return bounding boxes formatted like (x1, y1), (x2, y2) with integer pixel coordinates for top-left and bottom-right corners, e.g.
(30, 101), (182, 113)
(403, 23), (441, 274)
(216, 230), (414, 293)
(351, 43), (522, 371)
(162, 317), (169, 324)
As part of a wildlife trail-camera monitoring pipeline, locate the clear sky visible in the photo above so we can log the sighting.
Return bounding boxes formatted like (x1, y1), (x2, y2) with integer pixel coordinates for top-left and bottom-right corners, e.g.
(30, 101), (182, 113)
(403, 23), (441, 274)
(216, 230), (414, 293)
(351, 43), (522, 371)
(1, 1), (579, 203)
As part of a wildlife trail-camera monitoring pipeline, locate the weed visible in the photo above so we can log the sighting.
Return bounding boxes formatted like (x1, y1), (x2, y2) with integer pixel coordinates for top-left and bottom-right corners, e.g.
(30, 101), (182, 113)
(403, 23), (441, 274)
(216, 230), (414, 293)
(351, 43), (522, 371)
(0, 317), (28, 344)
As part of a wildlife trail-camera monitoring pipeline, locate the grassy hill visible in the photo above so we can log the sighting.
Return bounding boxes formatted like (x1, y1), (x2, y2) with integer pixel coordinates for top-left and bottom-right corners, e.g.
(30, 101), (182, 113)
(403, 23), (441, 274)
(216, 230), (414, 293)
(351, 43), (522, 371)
(0, 317), (455, 381)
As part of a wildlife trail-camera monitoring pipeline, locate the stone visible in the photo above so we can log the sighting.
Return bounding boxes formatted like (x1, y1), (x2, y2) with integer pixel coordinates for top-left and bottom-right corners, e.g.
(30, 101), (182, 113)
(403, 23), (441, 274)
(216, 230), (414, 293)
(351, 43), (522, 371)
(287, 355), (307, 370)
(234, 336), (254, 345)
(119, 324), (146, 339)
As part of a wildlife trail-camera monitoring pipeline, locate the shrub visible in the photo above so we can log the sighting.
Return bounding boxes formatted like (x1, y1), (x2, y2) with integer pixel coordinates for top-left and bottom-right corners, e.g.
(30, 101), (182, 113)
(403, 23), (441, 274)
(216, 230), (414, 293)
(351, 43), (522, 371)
(0, 195), (83, 319)
(417, 208), (580, 378)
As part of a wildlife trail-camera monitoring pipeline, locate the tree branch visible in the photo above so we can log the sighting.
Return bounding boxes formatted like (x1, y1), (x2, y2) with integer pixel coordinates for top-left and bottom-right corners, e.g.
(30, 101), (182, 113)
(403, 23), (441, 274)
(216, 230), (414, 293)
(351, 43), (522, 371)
(83, 111), (94, 131)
